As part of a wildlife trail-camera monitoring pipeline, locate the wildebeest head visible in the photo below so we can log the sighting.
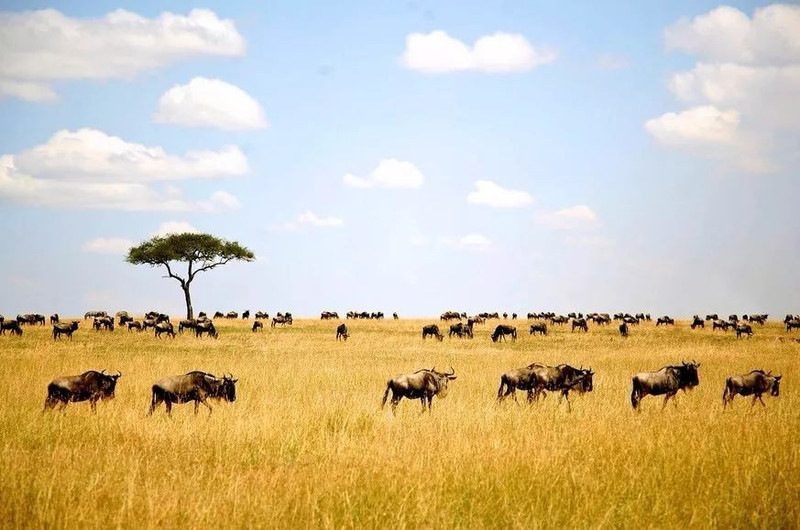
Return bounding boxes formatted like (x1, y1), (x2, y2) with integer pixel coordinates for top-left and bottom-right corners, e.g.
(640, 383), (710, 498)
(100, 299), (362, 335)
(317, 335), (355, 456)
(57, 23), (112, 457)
(578, 369), (594, 392)
(95, 370), (122, 399)
(770, 374), (782, 397)
(429, 367), (457, 398)
(677, 360), (700, 389)
(216, 374), (238, 402)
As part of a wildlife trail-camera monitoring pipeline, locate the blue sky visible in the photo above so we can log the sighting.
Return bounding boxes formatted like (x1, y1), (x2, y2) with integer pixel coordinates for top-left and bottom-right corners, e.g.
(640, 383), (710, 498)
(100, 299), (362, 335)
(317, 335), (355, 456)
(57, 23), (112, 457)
(0, 1), (797, 318)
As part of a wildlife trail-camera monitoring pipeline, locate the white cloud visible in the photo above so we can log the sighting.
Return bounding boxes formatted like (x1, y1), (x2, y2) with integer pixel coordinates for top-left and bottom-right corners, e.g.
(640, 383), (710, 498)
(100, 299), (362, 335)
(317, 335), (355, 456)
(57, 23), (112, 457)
(0, 8), (245, 101)
(0, 80), (58, 102)
(343, 159), (425, 189)
(154, 221), (199, 237)
(442, 233), (491, 251)
(0, 129), (245, 211)
(467, 180), (533, 208)
(645, 106), (740, 146)
(297, 210), (344, 228)
(535, 205), (599, 231)
(402, 30), (556, 73)
(81, 237), (134, 255)
(597, 53), (629, 70)
(664, 4), (799, 66)
(154, 77), (268, 130)
(648, 4), (799, 172)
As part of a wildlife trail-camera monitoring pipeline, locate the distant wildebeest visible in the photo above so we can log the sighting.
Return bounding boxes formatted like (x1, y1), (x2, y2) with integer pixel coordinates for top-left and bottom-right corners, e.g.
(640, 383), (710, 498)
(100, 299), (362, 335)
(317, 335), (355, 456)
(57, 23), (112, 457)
(271, 315), (292, 327)
(690, 315), (704, 329)
(336, 323), (349, 341)
(43, 370), (121, 412)
(529, 323), (548, 336)
(118, 315), (133, 326)
(422, 324), (444, 341)
(84, 310), (107, 320)
(525, 363), (591, 403)
(571, 318), (588, 333)
(1, 320), (23, 336)
(93, 316), (114, 331)
(142, 318), (157, 331)
(214, 311), (225, 319)
(511, 313), (517, 320)
(154, 321), (175, 339)
(491, 325), (517, 342)
(149, 371), (237, 416)
(656, 316), (674, 326)
(381, 367), (456, 414)
(252, 321), (263, 332)
(623, 315), (639, 326)
(747, 314), (767, 325)
(722, 370), (781, 409)
(712, 319), (731, 331)
(550, 315), (569, 326)
(178, 319), (197, 333)
(127, 321), (143, 332)
(729, 314), (739, 323)
(195, 321), (219, 339)
(50, 313), (59, 324)
(242, 310), (250, 319)
(630, 361), (700, 410)
(255, 311), (269, 320)
(785, 318), (800, 332)
(705, 313), (718, 321)
(448, 322), (472, 339)
(619, 322), (629, 338)
(53, 321), (79, 340)
(440, 311), (461, 321)
(226, 311), (238, 319)
(393, 312), (399, 320)
(735, 323), (753, 339)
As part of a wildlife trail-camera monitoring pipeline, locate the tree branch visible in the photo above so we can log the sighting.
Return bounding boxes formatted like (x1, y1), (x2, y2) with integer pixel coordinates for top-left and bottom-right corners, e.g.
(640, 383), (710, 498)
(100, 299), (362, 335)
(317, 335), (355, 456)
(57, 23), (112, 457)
(163, 262), (186, 287)
(191, 257), (236, 278)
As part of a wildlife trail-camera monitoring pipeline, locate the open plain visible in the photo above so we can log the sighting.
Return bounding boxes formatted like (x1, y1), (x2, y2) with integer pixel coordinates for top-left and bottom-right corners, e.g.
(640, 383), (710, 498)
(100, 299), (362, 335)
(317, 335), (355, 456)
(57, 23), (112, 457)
(0, 317), (797, 528)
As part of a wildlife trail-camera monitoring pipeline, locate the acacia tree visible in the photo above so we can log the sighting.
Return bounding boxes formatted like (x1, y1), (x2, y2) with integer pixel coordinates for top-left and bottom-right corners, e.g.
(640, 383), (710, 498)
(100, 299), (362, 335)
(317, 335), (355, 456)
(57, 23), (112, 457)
(126, 233), (255, 319)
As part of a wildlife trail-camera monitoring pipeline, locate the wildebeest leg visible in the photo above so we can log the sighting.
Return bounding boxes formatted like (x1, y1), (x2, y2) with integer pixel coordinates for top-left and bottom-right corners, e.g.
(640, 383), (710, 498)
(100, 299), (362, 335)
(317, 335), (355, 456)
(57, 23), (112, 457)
(390, 398), (399, 415)
(662, 391), (677, 409)
(57, 400), (68, 412)
(757, 395), (766, 407)
(427, 396), (434, 412)
(199, 397), (213, 415)
(90, 398), (97, 413)
(43, 396), (58, 412)
(165, 400), (172, 416)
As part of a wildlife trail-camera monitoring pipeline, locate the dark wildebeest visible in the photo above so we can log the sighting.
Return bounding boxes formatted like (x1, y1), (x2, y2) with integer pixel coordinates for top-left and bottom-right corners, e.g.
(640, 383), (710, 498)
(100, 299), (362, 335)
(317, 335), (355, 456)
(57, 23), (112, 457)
(729, 314), (739, 323)
(214, 311), (225, 319)
(722, 370), (782, 409)
(550, 315), (569, 326)
(691, 315), (704, 329)
(93, 316), (114, 331)
(491, 325), (517, 342)
(735, 323), (753, 339)
(630, 361), (700, 410)
(381, 367), (456, 414)
(1, 320), (23, 336)
(119, 314), (133, 326)
(496, 365), (539, 403)
(712, 319), (731, 331)
(656, 316), (674, 326)
(149, 372), (237, 416)
(422, 324), (444, 341)
(84, 310), (107, 320)
(529, 323), (548, 336)
(336, 323), (349, 341)
(53, 321), (79, 340)
(555, 370), (594, 412)
(226, 311), (238, 319)
(196, 321), (219, 339)
(142, 318), (157, 331)
(252, 321), (263, 332)
(128, 321), (143, 332)
(571, 318), (588, 333)
(705, 313), (718, 321)
(255, 311), (268, 320)
(43, 370), (121, 412)
(154, 321), (175, 339)
(449, 322), (472, 339)
(50, 313), (59, 324)
(178, 319), (197, 333)
(440, 311), (461, 321)
(393, 312), (399, 320)
(619, 322), (629, 338)
(242, 310), (250, 319)
(785, 318), (800, 332)
(526, 363), (589, 403)
(271, 315), (292, 327)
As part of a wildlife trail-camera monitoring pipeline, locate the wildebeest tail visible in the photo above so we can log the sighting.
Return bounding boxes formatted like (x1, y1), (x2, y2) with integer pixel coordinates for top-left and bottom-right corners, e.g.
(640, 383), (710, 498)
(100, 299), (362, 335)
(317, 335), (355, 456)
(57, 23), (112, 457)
(496, 376), (507, 400)
(381, 381), (393, 409)
(722, 378), (732, 408)
(631, 377), (641, 409)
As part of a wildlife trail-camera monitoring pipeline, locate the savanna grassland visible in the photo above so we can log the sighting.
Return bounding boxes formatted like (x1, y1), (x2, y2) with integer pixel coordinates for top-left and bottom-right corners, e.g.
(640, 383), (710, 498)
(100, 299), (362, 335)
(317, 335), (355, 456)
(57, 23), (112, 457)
(0, 317), (797, 529)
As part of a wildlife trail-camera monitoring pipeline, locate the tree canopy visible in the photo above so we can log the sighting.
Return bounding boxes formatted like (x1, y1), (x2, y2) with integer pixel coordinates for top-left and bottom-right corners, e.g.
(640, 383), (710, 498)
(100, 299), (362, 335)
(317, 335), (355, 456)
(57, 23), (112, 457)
(126, 233), (255, 319)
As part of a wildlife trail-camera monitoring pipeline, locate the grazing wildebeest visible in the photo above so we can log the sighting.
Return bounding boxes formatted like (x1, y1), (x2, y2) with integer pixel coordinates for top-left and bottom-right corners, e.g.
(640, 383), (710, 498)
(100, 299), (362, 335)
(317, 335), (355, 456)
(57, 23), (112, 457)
(550, 315), (569, 326)
(255, 311), (269, 320)
(53, 321), (79, 340)
(630, 361), (700, 410)
(1, 320), (23, 336)
(271, 315), (292, 327)
(448, 322), (472, 339)
(571, 318), (588, 333)
(336, 323), (349, 341)
(252, 321), (263, 332)
(214, 311), (225, 319)
(712, 319), (731, 331)
(149, 372), (237, 416)
(722, 370), (781, 409)
(178, 319), (197, 333)
(225, 311), (238, 319)
(195, 321), (219, 339)
(529, 323), (548, 336)
(729, 314), (739, 323)
(735, 323), (753, 339)
(491, 325), (517, 342)
(43, 370), (121, 412)
(619, 322), (629, 338)
(691, 315), (704, 329)
(142, 318), (157, 331)
(440, 311), (461, 321)
(84, 310), (107, 320)
(556, 370), (594, 412)
(381, 367), (456, 414)
(50, 313), (59, 324)
(785, 318), (800, 332)
(623, 315), (639, 326)
(422, 324), (444, 341)
(154, 321), (175, 339)
(119, 315), (133, 326)
(656, 316), (674, 326)
(526, 363), (589, 402)
(128, 321), (143, 332)
(93, 316), (114, 331)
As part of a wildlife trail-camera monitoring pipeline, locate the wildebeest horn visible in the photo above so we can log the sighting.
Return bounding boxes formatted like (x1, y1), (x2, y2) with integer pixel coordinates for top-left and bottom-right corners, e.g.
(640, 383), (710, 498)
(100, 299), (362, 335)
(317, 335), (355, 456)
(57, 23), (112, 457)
(447, 366), (455, 375)
(101, 369), (106, 374)
(115, 371), (121, 377)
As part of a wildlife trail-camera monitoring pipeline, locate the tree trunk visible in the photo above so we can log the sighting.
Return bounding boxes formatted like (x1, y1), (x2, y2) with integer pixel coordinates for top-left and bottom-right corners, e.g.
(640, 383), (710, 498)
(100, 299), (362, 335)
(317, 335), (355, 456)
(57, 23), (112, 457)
(183, 284), (193, 320)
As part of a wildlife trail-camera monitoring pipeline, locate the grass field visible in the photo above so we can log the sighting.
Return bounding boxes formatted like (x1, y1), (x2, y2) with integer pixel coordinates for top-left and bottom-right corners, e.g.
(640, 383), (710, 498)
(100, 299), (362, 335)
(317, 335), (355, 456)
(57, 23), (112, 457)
(0, 317), (797, 528)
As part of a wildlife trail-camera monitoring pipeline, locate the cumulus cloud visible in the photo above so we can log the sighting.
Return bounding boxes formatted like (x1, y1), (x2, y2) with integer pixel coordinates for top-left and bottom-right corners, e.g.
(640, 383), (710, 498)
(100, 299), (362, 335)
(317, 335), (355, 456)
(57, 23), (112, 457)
(647, 4), (799, 172)
(535, 205), (599, 231)
(81, 237), (134, 255)
(442, 233), (491, 251)
(0, 129), (245, 211)
(298, 210), (344, 227)
(154, 221), (199, 237)
(343, 159), (425, 189)
(154, 77), (268, 130)
(467, 180), (533, 208)
(402, 30), (556, 73)
(0, 8), (245, 101)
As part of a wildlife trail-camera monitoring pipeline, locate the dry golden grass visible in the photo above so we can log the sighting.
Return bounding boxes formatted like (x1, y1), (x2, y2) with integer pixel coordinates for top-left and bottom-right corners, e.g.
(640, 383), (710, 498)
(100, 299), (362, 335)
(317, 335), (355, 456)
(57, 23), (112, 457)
(0, 317), (797, 528)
